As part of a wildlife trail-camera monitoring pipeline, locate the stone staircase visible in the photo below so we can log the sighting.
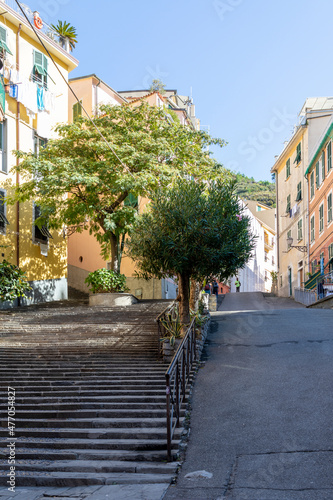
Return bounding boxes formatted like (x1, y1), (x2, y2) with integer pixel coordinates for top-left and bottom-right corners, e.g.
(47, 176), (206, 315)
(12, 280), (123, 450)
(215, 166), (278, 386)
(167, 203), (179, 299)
(0, 301), (182, 488)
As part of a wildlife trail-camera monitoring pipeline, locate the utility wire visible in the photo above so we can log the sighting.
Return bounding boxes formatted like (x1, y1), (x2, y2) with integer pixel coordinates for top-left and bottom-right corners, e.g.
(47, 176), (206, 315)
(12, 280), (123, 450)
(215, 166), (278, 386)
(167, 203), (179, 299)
(14, 0), (134, 177)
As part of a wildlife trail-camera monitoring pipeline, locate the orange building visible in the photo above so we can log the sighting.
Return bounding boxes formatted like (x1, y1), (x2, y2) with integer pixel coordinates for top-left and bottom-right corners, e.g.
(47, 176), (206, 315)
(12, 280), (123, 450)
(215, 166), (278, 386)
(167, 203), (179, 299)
(306, 117), (333, 275)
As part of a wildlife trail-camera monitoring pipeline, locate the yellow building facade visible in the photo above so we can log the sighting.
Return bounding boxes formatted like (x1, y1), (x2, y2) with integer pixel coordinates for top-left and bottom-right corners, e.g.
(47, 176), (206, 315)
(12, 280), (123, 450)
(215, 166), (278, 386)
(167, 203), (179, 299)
(0, 2), (78, 306)
(271, 98), (333, 297)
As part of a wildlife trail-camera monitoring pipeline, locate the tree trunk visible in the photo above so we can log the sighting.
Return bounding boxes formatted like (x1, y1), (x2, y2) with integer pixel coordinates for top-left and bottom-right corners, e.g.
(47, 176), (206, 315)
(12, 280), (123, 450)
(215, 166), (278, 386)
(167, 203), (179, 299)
(110, 233), (119, 272)
(189, 279), (200, 312)
(178, 273), (190, 332)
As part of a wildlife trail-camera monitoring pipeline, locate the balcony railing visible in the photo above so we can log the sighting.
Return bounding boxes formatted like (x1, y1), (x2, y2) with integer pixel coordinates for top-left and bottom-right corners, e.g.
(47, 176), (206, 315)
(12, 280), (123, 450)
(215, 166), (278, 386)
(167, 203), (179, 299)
(1, 1), (71, 52)
(294, 287), (317, 306)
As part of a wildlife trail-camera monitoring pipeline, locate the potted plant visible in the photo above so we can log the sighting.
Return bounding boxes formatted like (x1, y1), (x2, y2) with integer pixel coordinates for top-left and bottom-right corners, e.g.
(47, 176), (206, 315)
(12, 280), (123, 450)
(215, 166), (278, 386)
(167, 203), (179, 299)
(50, 20), (77, 52)
(85, 269), (138, 307)
(160, 311), (183, 361)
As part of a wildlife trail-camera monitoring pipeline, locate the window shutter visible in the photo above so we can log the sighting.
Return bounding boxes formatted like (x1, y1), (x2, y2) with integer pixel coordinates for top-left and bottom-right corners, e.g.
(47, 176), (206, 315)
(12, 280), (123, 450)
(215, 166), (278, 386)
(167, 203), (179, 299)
(73, 102), (82, 122)
(328, 142), (332, 171)
(34, 50), (43, 67)
(43, 55), (48, 73)
(316, 162), (319, 188)
(0, 26), (6, 43)
(322, 151), (325, 180)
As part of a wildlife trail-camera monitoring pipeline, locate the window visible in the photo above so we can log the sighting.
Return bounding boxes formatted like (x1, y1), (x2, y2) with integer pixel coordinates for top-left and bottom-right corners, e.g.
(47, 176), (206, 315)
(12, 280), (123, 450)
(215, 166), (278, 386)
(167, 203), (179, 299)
(264, 251), (268, 262)
(310, 215), (315, 242)
(328, 193), (332, 224)
(124, 193), (139, 210)
(286, 158), (291, 179)
(33, 50), (48, 89)
(311, 261), (316, 274)
(296, 182), (302, 202)
(73, 101), (82, 122)
(0, 189), (9, 234)
(34, 134), (47, 156)
(287, 229), (292, 249)
(297, 218), (303, 241)
(329, 243), (333, 260)
(33, 204), (52, 244)
(295, 142), (301, 164)
(272, 256), (275, 265)
(264, 270), (268, 282)
(0, 25), (13, 56)
(322, 151), (326, 181)
(280, 275), (282, 287)
(286, 194), (291, 214)
(327, 141), (332, 172)
(319, 204), (324, 233)
(0, 120), (7, 173)
(310, 171), (314, 198)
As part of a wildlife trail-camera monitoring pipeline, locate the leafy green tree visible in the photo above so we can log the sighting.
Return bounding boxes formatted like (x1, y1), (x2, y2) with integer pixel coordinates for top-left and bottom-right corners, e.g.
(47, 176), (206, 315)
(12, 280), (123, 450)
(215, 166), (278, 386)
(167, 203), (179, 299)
(127, 178), (255, 326)
(7, 102), (226, 271)
(50, 21), (78, 51)
(149, 79), (166, 94)
(0, 260), (31, 302)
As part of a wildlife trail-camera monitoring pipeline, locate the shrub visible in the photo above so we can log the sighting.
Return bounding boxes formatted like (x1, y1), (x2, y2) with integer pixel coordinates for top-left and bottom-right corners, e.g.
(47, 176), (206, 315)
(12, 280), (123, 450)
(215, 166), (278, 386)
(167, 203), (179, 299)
(85, 269), (129, 294)
(0, 260), (31, 302)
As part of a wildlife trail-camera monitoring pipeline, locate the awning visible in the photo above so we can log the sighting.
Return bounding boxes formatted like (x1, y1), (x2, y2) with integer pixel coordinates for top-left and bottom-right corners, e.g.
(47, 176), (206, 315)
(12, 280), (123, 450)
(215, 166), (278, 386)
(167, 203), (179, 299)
(34, 64), (47, 76)
(0, 41), (13, 56)
(0, 212), (9, 225)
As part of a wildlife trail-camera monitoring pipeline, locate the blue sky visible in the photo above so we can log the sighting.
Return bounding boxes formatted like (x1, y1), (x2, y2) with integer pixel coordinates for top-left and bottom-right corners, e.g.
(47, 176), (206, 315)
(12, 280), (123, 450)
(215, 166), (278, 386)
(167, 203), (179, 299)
(37, 0), (333, 181)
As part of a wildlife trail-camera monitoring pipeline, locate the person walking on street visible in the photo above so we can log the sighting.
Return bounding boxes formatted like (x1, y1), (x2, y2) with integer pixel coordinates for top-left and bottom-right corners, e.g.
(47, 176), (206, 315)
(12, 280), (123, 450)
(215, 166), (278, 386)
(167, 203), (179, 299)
(235, 277), (241, 293)
(212, 280), (219, 297)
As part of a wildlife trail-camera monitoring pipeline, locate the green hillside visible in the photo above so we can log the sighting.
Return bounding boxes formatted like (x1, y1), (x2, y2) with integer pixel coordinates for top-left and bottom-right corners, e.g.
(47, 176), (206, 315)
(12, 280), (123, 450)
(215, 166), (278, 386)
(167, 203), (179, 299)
(233, 172), (276, 208)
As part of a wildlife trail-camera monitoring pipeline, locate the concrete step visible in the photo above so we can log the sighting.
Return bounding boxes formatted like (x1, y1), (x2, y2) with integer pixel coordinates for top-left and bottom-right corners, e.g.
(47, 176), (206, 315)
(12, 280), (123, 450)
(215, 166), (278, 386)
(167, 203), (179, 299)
(2, 409), (181, 419)
(0, 459), (178, 474)
(0, 471), (174, 487)
(6, 417), (184, 429)
(0, 438), (181, 451)
(0, 427), (183, 440)
(0, 448), (179, 462)
(0, 402), (168, 411)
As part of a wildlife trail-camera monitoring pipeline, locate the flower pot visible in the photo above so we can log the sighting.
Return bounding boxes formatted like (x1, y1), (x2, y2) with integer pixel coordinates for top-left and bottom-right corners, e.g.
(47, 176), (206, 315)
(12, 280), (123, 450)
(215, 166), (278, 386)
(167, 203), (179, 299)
(89, 292), (138, 307)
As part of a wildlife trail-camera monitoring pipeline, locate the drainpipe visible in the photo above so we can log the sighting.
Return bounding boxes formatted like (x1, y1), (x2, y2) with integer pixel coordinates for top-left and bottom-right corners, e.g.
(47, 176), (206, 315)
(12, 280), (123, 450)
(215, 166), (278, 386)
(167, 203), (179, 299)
(94, 77), (101, 115)
(306, 176), (310, 274)
(275, 171), (280, 279)
(16, 24), (21, 267)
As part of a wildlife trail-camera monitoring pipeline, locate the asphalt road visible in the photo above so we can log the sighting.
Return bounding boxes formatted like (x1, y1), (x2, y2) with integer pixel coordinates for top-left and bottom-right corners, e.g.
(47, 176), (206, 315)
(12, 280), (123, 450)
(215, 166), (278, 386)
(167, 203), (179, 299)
(164, 292), (333, 500)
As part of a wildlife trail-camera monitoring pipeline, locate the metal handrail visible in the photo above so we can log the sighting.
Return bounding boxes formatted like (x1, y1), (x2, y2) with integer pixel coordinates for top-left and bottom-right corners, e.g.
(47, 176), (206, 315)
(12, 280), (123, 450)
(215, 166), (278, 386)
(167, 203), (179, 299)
(165, 318), (197, 461)
(156, 300), (178, 358)
(316, 270), (333, 299)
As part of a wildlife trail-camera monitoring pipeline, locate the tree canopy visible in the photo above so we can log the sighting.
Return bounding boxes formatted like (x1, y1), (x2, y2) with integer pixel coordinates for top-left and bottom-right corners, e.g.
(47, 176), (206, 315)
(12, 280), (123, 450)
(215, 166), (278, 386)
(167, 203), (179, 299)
(7, 102), (226, 270)
(127, 178), (255, 324)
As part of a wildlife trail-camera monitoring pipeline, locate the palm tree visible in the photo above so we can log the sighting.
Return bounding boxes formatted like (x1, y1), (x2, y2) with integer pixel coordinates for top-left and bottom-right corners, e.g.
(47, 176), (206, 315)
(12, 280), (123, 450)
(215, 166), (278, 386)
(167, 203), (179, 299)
(50, 21), (77, 52)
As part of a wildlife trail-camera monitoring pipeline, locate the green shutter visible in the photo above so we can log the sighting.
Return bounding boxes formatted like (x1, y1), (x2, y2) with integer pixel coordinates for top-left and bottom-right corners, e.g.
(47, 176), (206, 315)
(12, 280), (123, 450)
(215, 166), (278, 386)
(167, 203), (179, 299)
(73, 102), (82, 122)
(34, 50), (43, 66)
(310, 172), (314, 198)
(0, 26), (6, 42)
(328, 194), (332, 223)
(328, 142), (332, 171)
(124, 193), (138, 209)
(322, 151), (325, 180)
(316, 162), (319, 188)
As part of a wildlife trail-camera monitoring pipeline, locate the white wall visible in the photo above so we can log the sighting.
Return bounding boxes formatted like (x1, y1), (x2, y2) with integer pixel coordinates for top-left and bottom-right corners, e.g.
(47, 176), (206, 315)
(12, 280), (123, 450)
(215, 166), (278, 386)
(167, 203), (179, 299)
(230, 201), (266, 293)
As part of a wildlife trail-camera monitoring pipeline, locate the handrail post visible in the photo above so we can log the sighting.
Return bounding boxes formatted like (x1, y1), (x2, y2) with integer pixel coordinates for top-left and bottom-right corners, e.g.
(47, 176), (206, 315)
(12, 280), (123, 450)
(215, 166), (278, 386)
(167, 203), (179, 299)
(166, 373), (172, 461)
(176, 360), (180, 426)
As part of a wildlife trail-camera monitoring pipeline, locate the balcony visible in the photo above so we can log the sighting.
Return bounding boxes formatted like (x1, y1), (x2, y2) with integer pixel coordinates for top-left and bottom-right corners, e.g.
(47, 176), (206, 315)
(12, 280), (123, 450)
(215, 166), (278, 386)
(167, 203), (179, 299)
(1, 1), (71, 53)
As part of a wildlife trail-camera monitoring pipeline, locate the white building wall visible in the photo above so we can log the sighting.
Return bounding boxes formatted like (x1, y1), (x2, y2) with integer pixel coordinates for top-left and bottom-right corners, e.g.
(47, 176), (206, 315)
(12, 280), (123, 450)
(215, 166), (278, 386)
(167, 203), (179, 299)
(230, 201), (267, 293)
